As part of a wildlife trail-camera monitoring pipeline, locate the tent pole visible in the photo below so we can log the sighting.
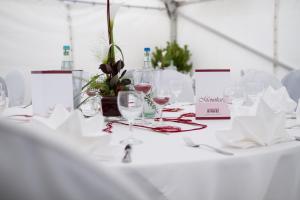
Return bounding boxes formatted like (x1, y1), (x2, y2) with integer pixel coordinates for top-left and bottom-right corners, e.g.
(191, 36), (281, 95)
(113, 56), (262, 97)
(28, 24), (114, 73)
(178, 11), (294, 71)
(273, 0), (280, 74)
(65, 3), (74, 66)
(163, 0), (178, 42)
(170, 9), (177, 41)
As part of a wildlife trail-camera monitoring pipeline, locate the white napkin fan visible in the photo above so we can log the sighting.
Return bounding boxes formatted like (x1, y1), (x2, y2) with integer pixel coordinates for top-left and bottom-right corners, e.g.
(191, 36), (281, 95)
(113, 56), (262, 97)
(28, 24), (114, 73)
(216, 100), (293, 149)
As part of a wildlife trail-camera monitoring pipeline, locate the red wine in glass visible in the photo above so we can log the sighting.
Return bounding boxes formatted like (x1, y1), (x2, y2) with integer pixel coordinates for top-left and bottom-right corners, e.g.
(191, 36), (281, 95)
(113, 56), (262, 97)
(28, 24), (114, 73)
(134, 83), (152, 94)
(153, 97), (170, 105)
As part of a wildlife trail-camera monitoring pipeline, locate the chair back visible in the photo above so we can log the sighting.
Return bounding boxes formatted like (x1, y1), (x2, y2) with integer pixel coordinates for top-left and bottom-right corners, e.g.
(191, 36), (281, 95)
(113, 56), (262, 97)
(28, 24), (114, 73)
(282, 69), (300, 102)
(239, 69), (282, 90)
(0, 121), (165, 200)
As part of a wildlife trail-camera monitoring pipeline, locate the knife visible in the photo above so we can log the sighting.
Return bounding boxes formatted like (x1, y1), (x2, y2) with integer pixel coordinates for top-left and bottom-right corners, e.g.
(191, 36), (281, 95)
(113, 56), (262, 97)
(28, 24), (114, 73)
(122, 144), (132, 163)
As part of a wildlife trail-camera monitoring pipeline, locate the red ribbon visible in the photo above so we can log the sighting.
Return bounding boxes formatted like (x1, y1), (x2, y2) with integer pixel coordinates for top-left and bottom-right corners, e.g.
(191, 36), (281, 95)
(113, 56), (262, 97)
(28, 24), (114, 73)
(162, 108), (183, 112)
(102, 112), (207, 134)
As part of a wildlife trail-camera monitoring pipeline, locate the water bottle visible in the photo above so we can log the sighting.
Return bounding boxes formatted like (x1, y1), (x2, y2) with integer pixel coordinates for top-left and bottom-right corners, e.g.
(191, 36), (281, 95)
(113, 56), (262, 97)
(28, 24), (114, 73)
(143, 47), (156, 118)
(61, 45), (73, 70)
(144, 47), (152, 68)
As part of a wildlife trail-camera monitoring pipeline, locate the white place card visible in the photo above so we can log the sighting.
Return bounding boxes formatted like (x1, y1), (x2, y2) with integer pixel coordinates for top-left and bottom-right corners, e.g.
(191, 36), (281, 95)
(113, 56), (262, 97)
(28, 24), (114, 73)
(31, 70), (74, 117)
(195, 69), (231, 120)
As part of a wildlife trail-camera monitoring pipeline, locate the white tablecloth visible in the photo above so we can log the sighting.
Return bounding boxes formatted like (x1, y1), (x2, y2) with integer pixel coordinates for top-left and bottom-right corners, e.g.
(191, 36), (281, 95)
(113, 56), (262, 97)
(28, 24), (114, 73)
(3, 105), (300, 200)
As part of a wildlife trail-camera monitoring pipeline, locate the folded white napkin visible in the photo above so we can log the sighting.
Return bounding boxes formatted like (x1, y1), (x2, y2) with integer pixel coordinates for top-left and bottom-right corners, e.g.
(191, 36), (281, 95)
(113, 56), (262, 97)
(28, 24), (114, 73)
(33, 104), (104, 136)
(216, 100), (293, 149)
(32, 105), (115, 161)
(34, 104), (70, 129)
(262, 86), (297, 113)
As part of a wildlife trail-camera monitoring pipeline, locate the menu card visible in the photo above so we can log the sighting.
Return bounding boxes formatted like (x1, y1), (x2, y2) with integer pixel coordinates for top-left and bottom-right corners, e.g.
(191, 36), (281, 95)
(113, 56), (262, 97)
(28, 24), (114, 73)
(31, 70), (74, 117)
(195, 69), (231, 120)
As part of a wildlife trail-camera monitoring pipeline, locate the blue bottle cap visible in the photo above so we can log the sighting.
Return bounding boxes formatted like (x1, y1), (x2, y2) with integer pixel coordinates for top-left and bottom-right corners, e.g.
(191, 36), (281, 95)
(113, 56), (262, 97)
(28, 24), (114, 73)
(63, 45), (70, 50)
(144, 47), (150, 52)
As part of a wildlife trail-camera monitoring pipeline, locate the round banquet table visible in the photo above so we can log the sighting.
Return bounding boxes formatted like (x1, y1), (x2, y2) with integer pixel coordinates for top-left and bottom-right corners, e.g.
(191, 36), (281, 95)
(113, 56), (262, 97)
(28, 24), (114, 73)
(104, 105), (300, 200)
(3, 105), (300, 200)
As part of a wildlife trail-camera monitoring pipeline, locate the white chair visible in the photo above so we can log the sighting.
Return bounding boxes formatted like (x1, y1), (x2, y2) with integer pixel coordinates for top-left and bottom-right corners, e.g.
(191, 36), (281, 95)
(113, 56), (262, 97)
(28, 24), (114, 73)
(159, 69), (194, 103)
(281, 69), (300, 103)
(0, 120), (166, 200)
(239, 69), (282, 90)
(5, 69), (31, 107)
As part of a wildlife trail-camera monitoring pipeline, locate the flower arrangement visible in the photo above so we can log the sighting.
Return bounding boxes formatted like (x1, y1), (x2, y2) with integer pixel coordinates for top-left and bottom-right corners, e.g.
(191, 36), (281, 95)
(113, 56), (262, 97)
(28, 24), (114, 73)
(85, 0), (131, 97)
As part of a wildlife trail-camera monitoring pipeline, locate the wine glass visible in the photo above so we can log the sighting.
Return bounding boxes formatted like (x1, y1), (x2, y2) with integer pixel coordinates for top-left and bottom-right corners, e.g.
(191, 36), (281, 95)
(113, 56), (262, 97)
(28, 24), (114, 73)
(244, 81), (264, 105)
(117, 91), (143, 145)
(223, 85), (245, 116)
(170, 79), (183, 104)
(80, 93), (101, 117)
(152, 86), (171, 125)
(0, 83), (7, 113)
(133, 69), (153, 120)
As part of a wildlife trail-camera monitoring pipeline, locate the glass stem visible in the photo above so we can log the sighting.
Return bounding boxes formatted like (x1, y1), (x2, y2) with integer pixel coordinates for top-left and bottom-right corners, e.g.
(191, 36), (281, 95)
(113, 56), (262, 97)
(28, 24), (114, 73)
(159, 107), (163, 123)
(129, 121), (133, 138)
(141, 94), (145, 121)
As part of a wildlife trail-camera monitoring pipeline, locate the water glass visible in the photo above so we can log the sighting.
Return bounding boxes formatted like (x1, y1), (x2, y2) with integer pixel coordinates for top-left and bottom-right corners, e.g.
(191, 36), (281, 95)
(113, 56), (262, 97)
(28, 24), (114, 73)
(223, 85), (245, 116)
(170, 79), (183, 104)
(118, 91), (143, 145)
(244, 81), (264, 104)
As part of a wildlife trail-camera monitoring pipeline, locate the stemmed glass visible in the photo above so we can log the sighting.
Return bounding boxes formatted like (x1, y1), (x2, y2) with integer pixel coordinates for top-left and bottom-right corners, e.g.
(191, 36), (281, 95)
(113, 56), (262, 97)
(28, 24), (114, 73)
(0, 83), (7, 113)
(133, 69), (153, 121)
(170, 79), (183, 104)
(152, 85), (171, 125)
(244, 81), (264, 105)
(117, 91), (143, 145)
(223, 85), (245, 116)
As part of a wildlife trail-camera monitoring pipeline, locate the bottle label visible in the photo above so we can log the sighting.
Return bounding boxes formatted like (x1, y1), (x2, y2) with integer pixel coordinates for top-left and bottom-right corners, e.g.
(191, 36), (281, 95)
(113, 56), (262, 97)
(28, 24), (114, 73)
(144, 93), (156, 118)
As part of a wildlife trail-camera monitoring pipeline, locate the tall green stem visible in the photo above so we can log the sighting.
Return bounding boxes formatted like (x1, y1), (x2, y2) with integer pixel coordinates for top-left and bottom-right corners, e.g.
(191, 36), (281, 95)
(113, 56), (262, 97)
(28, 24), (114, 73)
(107, 0), (115, 65)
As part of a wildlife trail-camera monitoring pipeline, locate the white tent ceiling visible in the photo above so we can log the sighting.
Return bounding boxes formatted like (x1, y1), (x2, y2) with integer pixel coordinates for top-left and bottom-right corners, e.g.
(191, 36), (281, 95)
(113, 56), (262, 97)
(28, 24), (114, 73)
(0, 0), (300, 79)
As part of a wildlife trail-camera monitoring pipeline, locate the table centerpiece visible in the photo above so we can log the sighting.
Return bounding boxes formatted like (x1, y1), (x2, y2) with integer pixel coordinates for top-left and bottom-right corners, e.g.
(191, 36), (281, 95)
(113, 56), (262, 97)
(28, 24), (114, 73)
(83, 0), (130, 117)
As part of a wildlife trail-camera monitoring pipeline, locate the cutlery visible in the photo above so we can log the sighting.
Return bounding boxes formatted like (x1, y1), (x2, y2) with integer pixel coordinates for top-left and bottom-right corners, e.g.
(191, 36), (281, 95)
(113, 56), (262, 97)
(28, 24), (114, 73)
(122, 144), (132, 163)
(183, 137), (234, 156)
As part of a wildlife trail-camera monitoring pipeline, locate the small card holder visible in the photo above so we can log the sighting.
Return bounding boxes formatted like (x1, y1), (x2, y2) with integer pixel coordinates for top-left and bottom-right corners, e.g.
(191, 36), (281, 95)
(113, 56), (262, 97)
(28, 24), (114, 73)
(31, 70), (74, 117)
(195, 69), (231, 120)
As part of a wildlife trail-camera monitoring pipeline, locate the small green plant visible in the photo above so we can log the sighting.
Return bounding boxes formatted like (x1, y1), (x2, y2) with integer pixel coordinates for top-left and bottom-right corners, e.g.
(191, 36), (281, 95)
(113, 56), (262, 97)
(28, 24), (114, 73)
(151, 41), (193, 73)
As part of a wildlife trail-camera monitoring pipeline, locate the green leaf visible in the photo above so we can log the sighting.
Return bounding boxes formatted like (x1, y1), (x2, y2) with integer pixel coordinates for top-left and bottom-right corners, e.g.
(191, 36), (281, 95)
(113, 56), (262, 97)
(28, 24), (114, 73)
(116, 60), (124, 72)
(120, 78), (131, 85)
(119, 70), (127, 79)
(109, 75), (119, 87)
(108, 44), (124, 62)
(99, 64), (112, 74)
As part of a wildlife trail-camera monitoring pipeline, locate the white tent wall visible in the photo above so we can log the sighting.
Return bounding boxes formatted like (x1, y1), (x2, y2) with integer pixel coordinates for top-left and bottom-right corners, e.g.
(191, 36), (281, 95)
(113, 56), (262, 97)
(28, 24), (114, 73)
(0, 0), (169, 75)
(177, 0), (300, 80)
(0, 0), (69, 75)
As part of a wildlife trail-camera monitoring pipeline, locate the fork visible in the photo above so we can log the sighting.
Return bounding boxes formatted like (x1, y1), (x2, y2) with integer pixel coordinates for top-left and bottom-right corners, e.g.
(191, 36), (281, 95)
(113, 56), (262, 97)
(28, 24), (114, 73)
(183, 137), (234, 156)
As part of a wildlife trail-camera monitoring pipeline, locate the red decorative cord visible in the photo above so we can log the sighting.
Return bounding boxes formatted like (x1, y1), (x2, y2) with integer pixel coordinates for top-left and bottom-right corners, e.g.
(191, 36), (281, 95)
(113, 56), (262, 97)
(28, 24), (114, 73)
(102, 113), (207, 134)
